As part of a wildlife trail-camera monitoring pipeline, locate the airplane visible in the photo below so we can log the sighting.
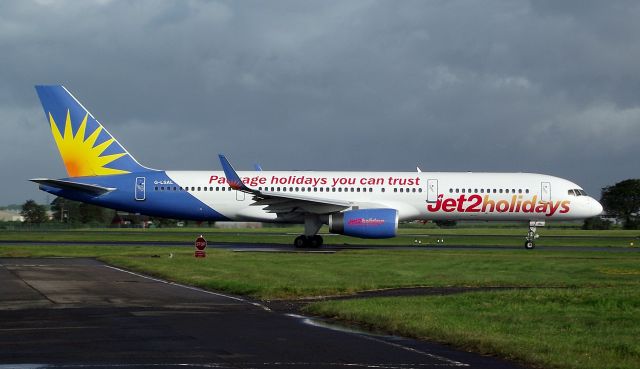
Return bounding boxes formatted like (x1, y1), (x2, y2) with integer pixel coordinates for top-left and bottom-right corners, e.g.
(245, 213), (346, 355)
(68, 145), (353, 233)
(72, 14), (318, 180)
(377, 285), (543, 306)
(31, 85), (603, 249)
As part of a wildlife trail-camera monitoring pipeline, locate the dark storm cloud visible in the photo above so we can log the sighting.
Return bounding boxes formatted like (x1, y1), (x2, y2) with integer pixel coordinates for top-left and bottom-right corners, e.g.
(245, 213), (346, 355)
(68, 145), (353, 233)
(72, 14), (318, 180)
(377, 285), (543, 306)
(0, 0), (638, 204)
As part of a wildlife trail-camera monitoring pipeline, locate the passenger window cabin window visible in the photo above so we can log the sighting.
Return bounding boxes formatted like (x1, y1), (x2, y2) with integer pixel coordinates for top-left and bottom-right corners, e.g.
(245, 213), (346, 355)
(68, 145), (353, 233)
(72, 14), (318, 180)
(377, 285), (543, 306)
(462, 188), (465, 193)
(474, 189), (478, 193)
(394, 188), (398, 193)
(455, 188), (459, 193)
(381, 188), (386, 193)
(499, 189), (503, 193)
(518, 189), (522, 194)
(418, 188), (422, 193)
(369, 188), (373, 192)
(154, 186), (158, 191)
(450, 188), (453, 193)
(480, 189), (484, 193)
(525, 189), (529, 194)
(468, 189), (472, 193)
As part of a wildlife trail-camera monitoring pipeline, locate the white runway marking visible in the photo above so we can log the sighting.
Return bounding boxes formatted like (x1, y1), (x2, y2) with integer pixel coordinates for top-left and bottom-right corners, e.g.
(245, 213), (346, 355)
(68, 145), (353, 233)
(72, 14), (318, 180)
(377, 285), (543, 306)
(102, 265), (272, 312)
(286, 314), (469, 367)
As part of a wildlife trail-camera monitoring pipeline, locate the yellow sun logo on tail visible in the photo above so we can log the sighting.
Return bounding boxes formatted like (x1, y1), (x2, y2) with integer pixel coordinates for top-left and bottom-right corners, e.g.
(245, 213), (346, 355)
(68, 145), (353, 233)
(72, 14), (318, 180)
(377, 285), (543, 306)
(49, 110), (130, 177)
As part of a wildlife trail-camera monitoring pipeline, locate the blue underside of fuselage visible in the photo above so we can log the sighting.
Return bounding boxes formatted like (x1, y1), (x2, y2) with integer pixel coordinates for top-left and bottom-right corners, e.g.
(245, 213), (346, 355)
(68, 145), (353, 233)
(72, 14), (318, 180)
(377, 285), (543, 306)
(39, 171), (229, 221)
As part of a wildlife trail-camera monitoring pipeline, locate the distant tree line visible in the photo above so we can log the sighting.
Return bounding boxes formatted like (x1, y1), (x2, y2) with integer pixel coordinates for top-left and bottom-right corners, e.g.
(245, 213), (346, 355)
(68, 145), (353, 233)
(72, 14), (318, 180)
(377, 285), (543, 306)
(20, 200), (48, 224)
(583, 178), (640, 230)
(16, 197), (195, 228)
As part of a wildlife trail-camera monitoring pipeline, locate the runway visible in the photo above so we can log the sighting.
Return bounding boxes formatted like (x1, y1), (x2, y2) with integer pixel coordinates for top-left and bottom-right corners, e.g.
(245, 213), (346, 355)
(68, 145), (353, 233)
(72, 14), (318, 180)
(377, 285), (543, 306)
(1, 239), (638, 252)
(0, 258), (526, 369)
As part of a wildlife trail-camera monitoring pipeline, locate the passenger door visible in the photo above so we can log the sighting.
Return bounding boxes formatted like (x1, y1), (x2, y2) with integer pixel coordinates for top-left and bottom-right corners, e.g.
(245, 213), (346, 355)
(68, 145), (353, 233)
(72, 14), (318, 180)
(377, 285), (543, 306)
(135, 177), (146, 201)
(427, 179), (438, 203)
(541, 181), (551, 203)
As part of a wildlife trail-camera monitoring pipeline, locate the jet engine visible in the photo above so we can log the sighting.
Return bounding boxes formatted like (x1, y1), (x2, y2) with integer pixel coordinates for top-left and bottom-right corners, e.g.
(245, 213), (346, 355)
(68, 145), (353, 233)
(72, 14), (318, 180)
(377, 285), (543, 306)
(329, 208), (398, 239)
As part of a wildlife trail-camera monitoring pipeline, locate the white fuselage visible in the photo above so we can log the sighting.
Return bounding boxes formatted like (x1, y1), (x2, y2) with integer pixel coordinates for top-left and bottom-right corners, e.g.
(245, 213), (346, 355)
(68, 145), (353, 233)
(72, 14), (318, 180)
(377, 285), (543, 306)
(159, 171), (602, 223)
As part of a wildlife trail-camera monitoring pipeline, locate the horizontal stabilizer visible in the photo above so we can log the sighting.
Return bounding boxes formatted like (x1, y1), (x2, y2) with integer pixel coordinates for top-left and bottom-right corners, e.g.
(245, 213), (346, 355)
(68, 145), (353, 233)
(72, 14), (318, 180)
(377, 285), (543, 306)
(30, 178), (115, 195)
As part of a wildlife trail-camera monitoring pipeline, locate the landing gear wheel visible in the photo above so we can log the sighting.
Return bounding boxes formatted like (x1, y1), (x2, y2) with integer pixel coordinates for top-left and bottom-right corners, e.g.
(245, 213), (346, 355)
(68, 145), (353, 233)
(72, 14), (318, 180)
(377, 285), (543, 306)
(294, 235), (307, 248)
(309, 235), (323, 248)
(524, 240), (535, 249)
(293, 235), (324, 248)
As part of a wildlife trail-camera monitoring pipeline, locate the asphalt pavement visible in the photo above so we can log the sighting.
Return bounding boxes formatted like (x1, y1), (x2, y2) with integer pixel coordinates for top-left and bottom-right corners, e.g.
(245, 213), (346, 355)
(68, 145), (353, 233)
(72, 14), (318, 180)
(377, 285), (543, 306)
(0, 258), (528, 369)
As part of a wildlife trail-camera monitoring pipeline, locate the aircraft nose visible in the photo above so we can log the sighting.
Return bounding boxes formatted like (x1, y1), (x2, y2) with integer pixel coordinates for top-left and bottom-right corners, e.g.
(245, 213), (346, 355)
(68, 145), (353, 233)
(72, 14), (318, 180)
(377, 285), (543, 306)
(590, 198), (604, 217)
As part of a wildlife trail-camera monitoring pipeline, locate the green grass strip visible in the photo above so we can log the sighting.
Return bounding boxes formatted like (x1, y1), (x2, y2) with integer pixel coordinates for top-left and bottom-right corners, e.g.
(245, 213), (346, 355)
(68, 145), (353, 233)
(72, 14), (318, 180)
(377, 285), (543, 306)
(3, 245), (637, 299)
(305, 288), (640, 369)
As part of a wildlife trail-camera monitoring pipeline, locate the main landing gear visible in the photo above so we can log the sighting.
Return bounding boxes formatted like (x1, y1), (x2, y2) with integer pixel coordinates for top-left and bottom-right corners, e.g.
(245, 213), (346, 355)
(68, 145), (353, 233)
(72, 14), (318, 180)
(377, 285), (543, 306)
(525, 221), (544, 249)
(294, 235), (324, 248)
(294, 214), (324, 248)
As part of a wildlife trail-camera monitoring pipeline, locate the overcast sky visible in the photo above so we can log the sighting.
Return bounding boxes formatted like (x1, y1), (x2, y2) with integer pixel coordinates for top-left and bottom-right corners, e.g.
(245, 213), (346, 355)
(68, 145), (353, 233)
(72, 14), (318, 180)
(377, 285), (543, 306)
(1, 0), (639, 205)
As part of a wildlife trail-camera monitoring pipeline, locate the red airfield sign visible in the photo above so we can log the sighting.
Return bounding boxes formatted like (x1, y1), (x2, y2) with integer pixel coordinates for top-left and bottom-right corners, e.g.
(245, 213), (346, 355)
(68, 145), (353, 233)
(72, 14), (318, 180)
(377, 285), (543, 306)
(194, 235), (207, 258)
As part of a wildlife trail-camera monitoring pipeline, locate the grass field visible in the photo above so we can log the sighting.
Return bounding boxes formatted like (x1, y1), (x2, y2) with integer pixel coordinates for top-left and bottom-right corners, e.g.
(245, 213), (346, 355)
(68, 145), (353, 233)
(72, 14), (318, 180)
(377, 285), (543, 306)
(306, 288), (640, 369)
(0, 227), (639, 369)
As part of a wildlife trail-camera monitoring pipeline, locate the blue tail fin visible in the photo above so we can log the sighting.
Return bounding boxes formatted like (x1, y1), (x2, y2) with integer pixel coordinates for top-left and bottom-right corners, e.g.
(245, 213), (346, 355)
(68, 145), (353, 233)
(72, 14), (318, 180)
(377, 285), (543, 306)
(35, 85), (153, 177)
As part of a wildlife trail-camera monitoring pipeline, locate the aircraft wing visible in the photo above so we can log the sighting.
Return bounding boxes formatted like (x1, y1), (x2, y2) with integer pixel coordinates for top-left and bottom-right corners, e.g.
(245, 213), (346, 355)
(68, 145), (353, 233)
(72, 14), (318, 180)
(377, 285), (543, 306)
(30, 178), (115, 196)
(218, 155), (351, 215)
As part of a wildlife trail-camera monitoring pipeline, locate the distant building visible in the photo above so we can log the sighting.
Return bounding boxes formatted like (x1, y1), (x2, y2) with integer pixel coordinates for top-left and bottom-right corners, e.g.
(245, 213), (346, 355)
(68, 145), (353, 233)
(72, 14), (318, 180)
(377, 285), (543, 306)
(0, 210), (24, 222)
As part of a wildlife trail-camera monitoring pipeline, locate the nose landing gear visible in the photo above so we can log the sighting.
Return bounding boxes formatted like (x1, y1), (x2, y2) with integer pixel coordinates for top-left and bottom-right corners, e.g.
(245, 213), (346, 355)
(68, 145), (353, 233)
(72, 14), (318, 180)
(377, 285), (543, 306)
(525, 221), (544, 249)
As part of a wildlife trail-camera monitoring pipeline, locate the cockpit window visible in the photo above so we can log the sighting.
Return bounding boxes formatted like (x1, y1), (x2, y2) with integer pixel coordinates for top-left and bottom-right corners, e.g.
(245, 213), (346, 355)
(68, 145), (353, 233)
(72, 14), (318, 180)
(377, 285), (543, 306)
(568, 189), (588, 196)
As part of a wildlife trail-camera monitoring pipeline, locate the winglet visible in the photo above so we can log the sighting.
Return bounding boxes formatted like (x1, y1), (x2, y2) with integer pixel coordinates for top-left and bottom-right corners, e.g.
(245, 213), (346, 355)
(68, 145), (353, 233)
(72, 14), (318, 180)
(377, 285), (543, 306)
(254, 163), (263, 171)
(218, 154), (251, 191)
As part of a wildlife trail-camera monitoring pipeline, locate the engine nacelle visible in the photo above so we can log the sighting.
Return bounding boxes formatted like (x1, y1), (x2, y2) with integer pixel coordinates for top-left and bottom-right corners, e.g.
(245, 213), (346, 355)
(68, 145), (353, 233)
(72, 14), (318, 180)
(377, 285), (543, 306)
(329, 208), (398, 239)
